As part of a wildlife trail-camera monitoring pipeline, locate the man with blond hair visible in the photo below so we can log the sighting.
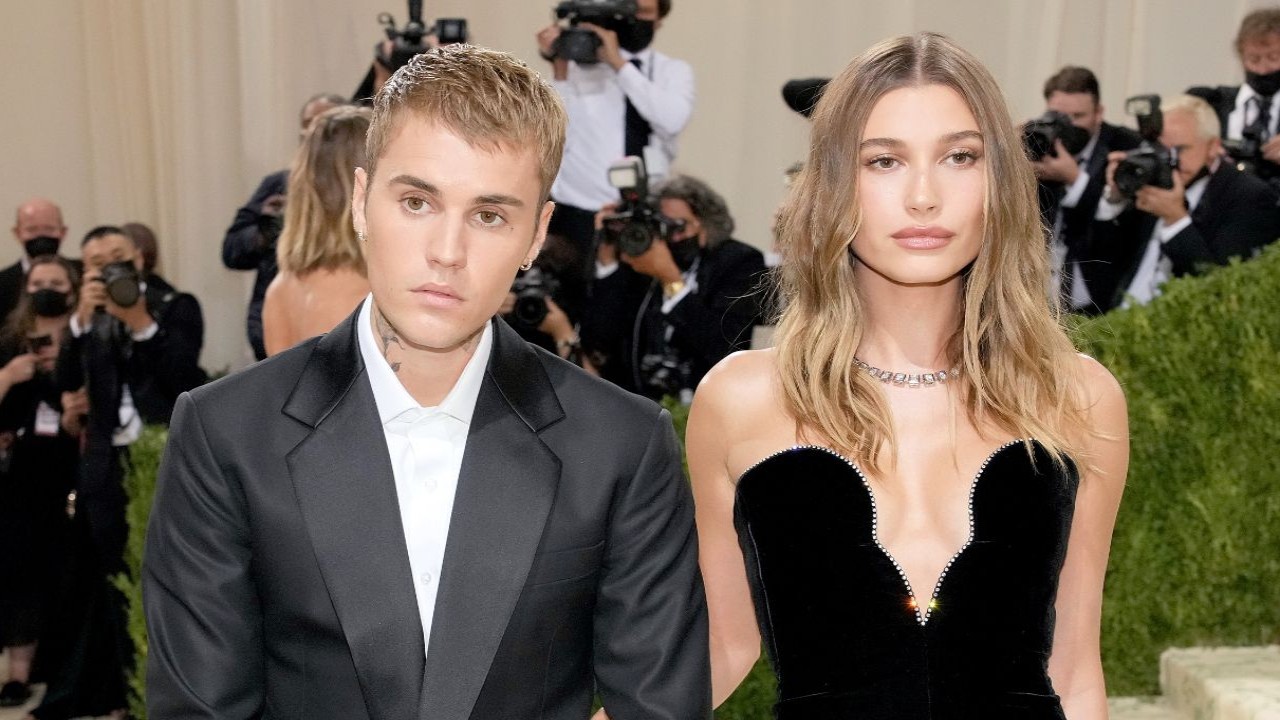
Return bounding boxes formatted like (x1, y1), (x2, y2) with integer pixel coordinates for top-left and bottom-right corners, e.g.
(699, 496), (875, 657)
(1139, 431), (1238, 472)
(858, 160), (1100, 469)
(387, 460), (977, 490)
(143, 46), (710, 720)
(1099, 94), (1280, 306)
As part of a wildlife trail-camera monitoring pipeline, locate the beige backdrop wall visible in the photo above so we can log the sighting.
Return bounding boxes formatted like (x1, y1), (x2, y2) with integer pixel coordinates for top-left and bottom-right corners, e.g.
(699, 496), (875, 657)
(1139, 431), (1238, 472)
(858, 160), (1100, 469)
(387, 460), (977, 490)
(0, 0), (1270, 372)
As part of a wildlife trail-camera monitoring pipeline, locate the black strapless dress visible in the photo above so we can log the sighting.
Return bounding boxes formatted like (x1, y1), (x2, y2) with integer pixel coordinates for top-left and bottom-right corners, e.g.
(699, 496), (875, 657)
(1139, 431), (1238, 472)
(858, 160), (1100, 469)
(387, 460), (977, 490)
(734, 439), (1079, 719)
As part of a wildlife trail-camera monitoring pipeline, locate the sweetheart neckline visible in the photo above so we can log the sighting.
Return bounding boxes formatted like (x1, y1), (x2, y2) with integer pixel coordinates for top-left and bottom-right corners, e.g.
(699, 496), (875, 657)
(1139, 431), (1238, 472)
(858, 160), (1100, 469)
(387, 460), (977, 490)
(735, 439), (1032, 626)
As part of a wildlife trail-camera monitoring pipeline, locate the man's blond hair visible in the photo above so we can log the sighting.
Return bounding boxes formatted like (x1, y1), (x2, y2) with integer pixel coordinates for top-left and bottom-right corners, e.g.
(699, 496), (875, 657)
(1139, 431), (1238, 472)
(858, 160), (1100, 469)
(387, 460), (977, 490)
(365, 45), (567, 204)
(1163, 94), (1222, 140)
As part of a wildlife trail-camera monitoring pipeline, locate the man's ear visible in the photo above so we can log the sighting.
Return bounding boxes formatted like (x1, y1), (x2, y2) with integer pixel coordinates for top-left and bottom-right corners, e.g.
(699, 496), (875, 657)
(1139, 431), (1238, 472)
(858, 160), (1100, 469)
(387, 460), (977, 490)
(527, 200), (556, 263)
(352, 167), (369, 237)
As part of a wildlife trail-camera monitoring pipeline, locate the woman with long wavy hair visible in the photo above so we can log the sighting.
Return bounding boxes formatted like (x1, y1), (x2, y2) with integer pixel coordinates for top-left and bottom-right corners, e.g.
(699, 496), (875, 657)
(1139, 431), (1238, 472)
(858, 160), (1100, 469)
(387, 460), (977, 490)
(263, 105), (372, 356)
(690, 33), (1128, 719)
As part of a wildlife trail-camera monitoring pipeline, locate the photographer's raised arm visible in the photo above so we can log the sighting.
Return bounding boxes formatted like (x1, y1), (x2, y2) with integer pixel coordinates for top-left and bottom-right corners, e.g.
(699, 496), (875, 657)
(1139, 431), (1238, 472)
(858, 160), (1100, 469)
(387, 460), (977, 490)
(613, 51), (695, 138)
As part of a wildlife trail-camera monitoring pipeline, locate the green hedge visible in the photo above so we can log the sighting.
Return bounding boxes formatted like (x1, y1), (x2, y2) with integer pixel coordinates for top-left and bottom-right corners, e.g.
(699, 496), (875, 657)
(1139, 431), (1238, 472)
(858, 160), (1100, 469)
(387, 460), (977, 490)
(118, 248), (1280, 716)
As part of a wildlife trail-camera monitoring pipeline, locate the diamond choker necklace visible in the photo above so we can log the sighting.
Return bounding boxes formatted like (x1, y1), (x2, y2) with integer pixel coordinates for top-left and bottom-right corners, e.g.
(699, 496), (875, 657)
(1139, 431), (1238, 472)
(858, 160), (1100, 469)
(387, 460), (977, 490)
(853, 357), (960, 389)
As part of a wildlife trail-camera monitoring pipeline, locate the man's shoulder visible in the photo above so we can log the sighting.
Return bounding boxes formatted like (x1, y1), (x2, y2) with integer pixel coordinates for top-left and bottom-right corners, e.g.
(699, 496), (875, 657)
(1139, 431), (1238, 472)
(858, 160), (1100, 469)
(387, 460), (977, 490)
(1210, 162), (1277, 203)
(532, 344), (662, 425)
(187, 337), (322, 414)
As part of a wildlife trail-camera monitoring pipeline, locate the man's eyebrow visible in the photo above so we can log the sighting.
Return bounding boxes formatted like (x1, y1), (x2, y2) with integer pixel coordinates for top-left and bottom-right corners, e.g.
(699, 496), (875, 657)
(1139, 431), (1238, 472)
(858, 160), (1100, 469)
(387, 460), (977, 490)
(387, 174), (440, 195)
(474, 194), (525, 208)
(387, 175), (524, 208)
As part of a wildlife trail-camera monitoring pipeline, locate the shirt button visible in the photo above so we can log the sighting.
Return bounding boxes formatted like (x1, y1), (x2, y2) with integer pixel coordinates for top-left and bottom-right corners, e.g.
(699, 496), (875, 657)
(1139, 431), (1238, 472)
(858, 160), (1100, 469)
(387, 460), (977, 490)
(419, 571), (433, 585)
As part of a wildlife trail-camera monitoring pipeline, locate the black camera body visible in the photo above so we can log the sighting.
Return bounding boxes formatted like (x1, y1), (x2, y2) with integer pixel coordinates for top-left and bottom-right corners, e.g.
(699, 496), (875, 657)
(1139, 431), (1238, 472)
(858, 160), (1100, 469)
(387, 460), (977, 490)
(1022, 110), (1091, 161)
(376, 0), (469, 73)
(600, 156), (685, 257)
(1113, 95), (1179, 198)
(639, 350), (693, 399)
(552, 0), (638, 64)
(98, 261), (142, 308)
(506, 266), (560, 330)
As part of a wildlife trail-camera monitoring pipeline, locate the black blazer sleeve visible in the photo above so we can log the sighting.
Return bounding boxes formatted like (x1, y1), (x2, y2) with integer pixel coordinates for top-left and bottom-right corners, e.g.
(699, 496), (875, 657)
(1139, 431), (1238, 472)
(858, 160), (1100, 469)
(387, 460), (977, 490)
(132, 292), (206, 424)
(1061, 124), (1142, 255)
(592, 408), (712, 719)
(222, 170), (287, 271)
(143, 392), (265, 719)
(664, 240), (765, 370)
(1165, 170), (1280, 275)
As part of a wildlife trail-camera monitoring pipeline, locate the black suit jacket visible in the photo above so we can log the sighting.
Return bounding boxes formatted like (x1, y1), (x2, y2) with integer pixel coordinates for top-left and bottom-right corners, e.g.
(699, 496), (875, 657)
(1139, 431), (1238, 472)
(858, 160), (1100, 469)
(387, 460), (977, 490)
(1104, 162), (1280, 306)
(582, 238), (765, 395)
(223, 169), (288, 360)
(1038, 122), (1142, 313)
(143, 313), (711, 720)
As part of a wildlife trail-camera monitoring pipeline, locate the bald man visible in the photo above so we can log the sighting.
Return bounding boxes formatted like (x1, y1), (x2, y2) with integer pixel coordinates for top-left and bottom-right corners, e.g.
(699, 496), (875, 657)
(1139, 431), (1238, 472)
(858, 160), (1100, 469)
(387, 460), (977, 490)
(2, 198), (77, 319)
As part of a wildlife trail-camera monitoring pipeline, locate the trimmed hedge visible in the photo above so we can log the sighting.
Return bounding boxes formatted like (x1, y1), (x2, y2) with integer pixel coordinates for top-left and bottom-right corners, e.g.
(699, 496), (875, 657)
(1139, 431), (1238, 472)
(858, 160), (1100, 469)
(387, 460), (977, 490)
(117, 247), (1280, 716)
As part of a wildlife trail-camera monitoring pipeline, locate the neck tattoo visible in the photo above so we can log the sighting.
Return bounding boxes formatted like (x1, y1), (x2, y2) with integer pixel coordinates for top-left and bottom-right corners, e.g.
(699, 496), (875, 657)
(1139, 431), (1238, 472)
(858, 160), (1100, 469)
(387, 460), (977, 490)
(374, 308), (403, 373)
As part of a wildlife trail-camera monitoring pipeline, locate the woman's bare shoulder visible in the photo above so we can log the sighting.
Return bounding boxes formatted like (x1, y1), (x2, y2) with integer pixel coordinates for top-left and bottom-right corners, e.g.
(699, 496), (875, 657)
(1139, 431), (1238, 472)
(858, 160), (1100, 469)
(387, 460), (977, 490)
(696, 348), (780, 413)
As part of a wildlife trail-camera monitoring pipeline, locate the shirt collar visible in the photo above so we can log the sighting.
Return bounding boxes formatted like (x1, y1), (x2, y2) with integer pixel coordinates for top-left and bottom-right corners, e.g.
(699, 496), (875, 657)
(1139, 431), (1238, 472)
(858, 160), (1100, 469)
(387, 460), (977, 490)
(1186, 165), (1214, 210)
(356, 295), (492, 427)
(1079, 129), (1101, 163)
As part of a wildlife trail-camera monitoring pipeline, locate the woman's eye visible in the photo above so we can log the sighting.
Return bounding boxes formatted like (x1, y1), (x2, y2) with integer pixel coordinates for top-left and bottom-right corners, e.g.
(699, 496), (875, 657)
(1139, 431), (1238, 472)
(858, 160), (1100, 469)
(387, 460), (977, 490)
(948, 151), (978, 166)
(868, 156), (898, 170)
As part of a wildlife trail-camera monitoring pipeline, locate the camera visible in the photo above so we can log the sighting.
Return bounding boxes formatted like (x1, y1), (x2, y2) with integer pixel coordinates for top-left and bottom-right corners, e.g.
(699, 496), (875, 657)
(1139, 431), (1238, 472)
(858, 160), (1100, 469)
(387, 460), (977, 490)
(98, 261), (142, 308)
(639, 350), (693, 399)
(600, 156), (686, 257)
(552, 0), (638, 64)
(1022, 110), (1091, 162)
(1112, 95), (1179, 198)
(506, 266), (560, 329)
(376, 0), (469, 73)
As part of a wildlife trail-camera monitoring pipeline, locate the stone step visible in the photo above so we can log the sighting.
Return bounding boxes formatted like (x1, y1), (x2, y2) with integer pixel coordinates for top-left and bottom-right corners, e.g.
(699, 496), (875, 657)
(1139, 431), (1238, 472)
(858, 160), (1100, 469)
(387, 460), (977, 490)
(1110, 696), (1186, 719)
(1161, 646), (1280, 720)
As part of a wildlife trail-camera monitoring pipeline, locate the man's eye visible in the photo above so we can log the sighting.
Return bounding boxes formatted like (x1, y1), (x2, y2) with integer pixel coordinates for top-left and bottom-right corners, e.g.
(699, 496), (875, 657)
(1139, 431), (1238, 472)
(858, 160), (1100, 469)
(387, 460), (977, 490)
(404, 197), (426, 212)
(477, 211), (505, 227)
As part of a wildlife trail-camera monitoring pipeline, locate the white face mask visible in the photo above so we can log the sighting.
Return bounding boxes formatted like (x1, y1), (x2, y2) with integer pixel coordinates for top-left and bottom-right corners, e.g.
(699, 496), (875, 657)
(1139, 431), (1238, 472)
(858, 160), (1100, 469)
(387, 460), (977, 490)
(764, 251), (783, 268)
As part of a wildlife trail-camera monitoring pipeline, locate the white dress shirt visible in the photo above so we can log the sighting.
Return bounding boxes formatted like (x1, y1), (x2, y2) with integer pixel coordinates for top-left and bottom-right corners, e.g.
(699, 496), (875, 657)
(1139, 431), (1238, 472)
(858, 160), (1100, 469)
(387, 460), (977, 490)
(1227, 83), (1280, 141)
(1123, 172), (1212, 306)
(551, 47), (695, 210)
(355, 295), (492, 655)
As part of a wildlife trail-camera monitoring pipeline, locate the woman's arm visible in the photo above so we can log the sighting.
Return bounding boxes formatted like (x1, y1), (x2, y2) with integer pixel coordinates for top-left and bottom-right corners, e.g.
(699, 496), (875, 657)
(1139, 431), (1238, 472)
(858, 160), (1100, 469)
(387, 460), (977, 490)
(688, 355), (765, 707)
(1048, 354), (1130, 719)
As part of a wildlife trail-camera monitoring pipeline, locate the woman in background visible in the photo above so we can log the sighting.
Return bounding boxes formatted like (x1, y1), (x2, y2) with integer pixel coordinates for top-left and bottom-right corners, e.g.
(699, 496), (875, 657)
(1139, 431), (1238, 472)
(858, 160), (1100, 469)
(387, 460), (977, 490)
(263, 105), (372, 355)
(0, 257), (84, 713)
(689, 33), (1128, 719)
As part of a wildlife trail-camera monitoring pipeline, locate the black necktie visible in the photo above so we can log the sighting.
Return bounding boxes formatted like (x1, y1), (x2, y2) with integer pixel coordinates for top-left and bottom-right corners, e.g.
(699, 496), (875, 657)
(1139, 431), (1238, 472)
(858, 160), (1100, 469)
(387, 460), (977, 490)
(624, 58), (652, 158)
(1256, 95), (1274, 140)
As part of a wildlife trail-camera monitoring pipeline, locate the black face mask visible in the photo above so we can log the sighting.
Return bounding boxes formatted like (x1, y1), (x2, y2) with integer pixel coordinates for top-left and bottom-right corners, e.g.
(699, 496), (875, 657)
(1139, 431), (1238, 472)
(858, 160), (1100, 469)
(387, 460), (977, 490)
(24, 236), (60, 258)
(31, 288), (70, 318)
(617, 19), (655, 53)
(668, 233), (701, 272)
(1246, 68), (1280, 98)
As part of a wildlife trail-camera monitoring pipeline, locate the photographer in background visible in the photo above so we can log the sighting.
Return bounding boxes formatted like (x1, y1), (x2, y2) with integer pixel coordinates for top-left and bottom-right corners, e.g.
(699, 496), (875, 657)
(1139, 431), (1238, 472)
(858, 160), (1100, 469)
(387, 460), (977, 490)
(1098, 95), (1280, 307)
(536, 0), (695, 320)
(222, 93), (346, 361)
(1029, 66), (1141, 315)
(582, 174), (764, 400)
(2, 198), (79, 321)
(1189, 7), (1280, 183)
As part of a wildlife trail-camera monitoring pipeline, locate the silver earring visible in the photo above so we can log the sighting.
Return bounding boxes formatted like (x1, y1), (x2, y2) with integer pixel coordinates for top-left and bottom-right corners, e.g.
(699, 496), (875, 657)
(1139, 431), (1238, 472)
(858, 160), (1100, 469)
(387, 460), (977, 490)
(520, 259), (533, 271)
(357, 230), (366, 242)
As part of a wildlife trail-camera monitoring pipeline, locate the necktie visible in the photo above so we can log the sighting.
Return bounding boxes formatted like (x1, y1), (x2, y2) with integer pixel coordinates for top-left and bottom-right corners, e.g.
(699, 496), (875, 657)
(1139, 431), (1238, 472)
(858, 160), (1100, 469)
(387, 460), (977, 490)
(624, 58), (652, 158)
(1256, 95), (1274, 140)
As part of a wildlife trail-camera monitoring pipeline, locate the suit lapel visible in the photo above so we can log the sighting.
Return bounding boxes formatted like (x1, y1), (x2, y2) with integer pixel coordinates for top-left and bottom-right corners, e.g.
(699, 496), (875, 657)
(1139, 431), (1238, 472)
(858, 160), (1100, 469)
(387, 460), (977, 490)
(285, 311), (425, 720)
(419, 319), (565, 720)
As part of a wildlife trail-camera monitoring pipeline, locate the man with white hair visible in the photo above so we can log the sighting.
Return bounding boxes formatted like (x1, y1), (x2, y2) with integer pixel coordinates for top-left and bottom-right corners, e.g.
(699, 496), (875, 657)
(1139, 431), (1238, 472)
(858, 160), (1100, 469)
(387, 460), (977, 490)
(1099, 94), (1280, 306)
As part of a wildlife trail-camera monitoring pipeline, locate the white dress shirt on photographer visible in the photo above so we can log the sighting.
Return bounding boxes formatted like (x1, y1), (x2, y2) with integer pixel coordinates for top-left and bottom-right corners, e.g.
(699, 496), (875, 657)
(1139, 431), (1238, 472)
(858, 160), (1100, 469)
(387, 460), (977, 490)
(551, 46), (695, 211)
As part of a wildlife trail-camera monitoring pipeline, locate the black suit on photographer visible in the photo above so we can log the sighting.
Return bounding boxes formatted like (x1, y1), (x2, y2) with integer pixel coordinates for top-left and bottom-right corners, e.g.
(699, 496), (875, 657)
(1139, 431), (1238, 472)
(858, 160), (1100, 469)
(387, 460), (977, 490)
(56, 227), (205, 570)
(1188, 9), (1280, 186)
(223, 94), (346, 360)
(1030, 67), (1143, 315)
(583, 175), (764, 399)
(536, 0), (695, 321)
(1095, 96), (1280, 308)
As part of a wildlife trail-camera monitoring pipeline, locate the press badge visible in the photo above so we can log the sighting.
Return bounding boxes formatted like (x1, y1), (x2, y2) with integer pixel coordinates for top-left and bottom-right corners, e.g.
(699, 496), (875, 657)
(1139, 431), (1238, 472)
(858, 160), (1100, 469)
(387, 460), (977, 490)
(35, 401), (61, 437)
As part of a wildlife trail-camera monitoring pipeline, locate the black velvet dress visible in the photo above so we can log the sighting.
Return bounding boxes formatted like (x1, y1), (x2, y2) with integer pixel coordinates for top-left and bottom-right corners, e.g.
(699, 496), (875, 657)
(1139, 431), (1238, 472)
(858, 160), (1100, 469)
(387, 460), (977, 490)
(734, 439), (1079, 719)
